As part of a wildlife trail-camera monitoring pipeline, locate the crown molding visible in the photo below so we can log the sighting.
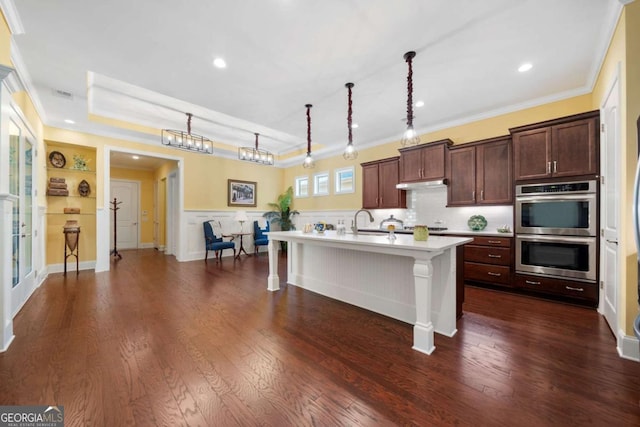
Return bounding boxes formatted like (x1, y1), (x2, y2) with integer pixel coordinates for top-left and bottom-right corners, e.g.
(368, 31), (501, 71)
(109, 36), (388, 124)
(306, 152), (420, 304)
(0, 0), (24, 34)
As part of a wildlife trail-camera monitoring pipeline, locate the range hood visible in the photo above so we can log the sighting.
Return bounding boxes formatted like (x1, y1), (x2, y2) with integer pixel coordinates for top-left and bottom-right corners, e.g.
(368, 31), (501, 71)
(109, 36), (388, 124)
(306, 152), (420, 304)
(396, 179), (448, 190)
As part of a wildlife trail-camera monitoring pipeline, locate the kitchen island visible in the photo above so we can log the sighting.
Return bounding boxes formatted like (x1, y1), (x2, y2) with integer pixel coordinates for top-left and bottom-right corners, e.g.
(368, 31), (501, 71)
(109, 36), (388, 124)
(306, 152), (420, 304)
(266, 231), (472, 355)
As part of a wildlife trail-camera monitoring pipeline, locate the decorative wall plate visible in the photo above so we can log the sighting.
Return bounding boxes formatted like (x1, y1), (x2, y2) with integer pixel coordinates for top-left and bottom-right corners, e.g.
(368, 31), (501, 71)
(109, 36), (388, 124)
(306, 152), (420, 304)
(49, 151), (66, 168)
(468, 215), (487, 231)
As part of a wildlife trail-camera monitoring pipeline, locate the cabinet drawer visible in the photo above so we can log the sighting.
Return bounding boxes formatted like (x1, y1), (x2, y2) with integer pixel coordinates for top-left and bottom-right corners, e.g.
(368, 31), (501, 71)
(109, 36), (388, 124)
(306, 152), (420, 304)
(515, 274), (598, 303)
(464, 246), (511, 266)
(464, 262), (512, 286)
(469, 236), (512, 247)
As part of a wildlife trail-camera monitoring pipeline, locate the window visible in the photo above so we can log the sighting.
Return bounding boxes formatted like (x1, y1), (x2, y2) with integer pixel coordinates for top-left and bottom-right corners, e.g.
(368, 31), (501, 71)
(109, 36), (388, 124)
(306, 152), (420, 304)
(335, 166), (355, 194)
(313, 171), (329, 196)
(295, 176), (309, 198)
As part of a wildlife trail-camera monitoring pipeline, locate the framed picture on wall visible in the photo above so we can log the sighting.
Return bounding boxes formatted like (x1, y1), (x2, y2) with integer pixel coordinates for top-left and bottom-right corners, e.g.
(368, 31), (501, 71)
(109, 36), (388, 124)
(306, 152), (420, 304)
(228, 179), (257, 207)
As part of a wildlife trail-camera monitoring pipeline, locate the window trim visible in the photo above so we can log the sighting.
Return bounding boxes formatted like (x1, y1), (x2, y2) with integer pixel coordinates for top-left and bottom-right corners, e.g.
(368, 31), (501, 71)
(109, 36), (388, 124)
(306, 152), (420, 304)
(334, 166), (355, 194)
(313, 171), (330, 196)
(294, 175), (309, 198)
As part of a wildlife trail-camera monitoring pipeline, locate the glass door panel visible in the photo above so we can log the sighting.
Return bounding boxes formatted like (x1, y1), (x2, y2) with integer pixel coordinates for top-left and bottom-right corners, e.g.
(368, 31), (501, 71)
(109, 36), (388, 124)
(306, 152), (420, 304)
(24, 140), (33, 276)
(9, 121), (20, 287)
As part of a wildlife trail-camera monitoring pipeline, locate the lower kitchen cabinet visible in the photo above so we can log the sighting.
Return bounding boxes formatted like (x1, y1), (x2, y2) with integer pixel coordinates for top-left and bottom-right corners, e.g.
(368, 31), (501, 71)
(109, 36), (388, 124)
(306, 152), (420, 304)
(515, 273), (598, 305)
(462, 236), (514, 288)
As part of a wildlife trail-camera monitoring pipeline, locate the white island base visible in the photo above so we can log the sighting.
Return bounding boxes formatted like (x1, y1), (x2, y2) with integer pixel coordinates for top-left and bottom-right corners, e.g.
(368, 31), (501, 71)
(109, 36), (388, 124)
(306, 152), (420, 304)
(266, 231), (472, 355)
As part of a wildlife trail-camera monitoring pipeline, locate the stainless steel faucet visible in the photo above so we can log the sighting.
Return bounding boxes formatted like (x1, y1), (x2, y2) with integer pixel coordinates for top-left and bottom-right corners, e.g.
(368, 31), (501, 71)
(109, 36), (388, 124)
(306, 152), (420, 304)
(351, 209), (374, 234)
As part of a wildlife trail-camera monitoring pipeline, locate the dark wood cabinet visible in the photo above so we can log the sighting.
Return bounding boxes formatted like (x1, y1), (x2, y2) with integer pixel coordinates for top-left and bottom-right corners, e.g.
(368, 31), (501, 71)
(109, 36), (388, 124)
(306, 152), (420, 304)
(361, 157), (406, 209)
(447, 136), (512, 206)
(398, 139), (452, 183)
(462, 236), (514, 288)
(511, 111), (599, 181)
(515, 273), (598, 305)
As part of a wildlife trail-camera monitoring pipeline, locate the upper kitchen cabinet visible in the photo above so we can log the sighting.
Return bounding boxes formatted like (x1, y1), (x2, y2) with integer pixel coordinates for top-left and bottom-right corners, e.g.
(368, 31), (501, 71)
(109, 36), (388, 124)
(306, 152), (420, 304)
(361, 157), (406, 209)
(398, 139), (453, 183)
(447, 135), (512, 206)
(511, 111), (599, 181)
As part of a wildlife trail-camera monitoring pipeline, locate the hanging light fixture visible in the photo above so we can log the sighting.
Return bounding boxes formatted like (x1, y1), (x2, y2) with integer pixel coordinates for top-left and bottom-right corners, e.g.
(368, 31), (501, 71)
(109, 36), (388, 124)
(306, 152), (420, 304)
(302, 104), (315, 168)
(238, 133), (274, 165)
(161, 113), (213, 154)
(343, 82), (358, 160)
(400, 51), (420, 147)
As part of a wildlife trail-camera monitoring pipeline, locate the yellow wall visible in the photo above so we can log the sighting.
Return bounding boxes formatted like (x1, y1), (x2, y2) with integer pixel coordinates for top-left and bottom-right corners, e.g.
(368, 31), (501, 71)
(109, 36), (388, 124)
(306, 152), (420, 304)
(286, 94), (593, 212)
(43, 126), (285, 213)
(111, 167), (155, 245)
(0, 13), (11, 66)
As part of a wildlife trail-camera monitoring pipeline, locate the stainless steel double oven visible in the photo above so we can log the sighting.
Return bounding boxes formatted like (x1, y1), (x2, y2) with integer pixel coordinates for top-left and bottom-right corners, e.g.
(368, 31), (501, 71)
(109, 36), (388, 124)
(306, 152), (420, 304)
(515, 180), (597, 282)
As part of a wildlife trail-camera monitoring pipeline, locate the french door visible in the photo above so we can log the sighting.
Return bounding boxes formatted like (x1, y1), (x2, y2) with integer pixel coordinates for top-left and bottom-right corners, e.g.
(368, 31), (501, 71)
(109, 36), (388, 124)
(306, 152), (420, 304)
(9, 116), (35, 315)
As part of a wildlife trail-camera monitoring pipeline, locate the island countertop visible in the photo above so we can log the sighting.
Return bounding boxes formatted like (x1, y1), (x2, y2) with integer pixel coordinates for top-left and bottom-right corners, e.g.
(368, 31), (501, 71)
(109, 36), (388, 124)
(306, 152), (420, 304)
(266, 230), (471, 254)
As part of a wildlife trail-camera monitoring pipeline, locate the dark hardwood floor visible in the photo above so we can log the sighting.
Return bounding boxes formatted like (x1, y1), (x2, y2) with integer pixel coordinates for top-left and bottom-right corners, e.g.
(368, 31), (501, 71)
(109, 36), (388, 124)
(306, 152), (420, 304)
(1, 249), (639, 426)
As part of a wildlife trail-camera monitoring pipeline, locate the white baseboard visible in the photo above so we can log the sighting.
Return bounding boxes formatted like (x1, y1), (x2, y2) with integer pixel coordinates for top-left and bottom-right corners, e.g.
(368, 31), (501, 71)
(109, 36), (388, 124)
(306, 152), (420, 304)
(156, 245), (165, 251)
(139, 243), (155, 249)
(618, 330), (640, 361)
(47, 260), (96, 274)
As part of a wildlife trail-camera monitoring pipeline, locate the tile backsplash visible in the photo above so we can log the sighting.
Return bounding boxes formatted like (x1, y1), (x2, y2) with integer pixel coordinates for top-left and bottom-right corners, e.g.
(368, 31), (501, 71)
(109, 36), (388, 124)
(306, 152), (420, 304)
(404, 186), (513, 232)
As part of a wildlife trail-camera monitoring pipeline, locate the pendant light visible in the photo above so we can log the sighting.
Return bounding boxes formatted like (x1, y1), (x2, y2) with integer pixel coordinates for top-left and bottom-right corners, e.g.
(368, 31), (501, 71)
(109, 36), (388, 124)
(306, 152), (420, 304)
(238, 133), (274, 165)
(400, 51), (420, 147)
(343, 82), (358, 160)
(302, 104), (315, 168)
(161, 112), (213, 154)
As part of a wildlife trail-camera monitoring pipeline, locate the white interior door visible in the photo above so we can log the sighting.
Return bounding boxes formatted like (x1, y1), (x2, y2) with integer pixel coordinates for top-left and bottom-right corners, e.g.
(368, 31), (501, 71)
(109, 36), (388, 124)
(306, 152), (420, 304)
(110, 180), (139, 250)
(600, 71), (620, 335)
(9, 117), (35, 316)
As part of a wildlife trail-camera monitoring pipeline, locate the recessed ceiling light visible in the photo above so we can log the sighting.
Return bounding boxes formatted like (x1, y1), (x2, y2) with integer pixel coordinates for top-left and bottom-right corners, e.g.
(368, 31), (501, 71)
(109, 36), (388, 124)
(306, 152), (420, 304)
(415, 100), (425, 108)
(132, 155), (140, 160)
(518, 63), (533, 73)
(351, 123), (359, 129)
(213, 57), (227, 68)
(64, 119), (75, 124)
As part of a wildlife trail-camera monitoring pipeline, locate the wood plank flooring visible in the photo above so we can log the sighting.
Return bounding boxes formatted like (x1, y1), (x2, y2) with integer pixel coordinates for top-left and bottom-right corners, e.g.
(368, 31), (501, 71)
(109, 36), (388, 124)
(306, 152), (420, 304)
(1, 249), (639, 426)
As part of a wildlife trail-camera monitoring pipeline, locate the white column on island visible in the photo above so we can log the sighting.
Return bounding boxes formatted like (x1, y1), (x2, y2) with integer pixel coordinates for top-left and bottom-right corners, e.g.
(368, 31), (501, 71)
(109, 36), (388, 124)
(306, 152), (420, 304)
(267, 239), (280, 291)
(412, 258), (436, 355)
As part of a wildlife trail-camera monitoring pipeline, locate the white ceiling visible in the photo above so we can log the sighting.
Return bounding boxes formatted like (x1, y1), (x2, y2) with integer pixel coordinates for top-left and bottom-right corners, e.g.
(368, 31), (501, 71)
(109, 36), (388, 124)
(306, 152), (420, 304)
(3, 0), (626, 167)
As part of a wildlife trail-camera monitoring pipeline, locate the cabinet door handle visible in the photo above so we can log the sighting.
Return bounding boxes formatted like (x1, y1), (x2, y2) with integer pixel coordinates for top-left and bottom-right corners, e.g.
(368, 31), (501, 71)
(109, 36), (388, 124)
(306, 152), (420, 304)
(547, 161), (551, 174)
(472, 190), (475, 201)
(553, 160), (557, 173)
(487, 240), (502, 244)
(480, 190), (484, 201)
(525, 280), (541, 285)
(487, 272), (501, 277)
(487, 254), (501, 258)
(565, 286), (584, 292)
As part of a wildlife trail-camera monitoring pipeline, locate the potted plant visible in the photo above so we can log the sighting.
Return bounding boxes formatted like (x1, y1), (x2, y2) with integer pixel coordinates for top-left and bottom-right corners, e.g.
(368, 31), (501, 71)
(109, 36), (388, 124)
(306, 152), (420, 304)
(263, 186), (299, 250)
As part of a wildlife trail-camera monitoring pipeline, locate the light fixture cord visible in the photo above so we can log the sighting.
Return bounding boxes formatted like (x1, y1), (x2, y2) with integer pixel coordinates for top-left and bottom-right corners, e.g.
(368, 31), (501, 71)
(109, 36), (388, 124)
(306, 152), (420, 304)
(255, 133), (260, 150)
(406, 56), (414, 128)
(186, 113), (192, 135)
(347, 84), (353, 144)
(306, 104), (312, 154)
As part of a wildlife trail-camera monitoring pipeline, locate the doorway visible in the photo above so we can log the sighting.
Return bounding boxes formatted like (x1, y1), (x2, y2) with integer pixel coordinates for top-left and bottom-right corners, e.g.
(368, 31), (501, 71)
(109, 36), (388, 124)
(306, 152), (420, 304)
(110, 179), (140, 250)
(600, 64), (621, 338)
(97, 147), (182, 271)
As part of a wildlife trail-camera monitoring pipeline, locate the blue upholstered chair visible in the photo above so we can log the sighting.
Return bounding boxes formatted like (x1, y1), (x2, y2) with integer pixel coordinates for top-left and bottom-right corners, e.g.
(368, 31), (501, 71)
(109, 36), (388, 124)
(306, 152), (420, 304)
(203, 221), (235, 262)
(254, 220), (270, 255)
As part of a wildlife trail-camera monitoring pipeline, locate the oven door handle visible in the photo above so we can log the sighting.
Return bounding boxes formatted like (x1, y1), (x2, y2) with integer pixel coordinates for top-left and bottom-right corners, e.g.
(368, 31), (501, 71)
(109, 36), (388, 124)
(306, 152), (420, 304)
(516, 234), (596, 244)
(516, 193), (596, 202)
